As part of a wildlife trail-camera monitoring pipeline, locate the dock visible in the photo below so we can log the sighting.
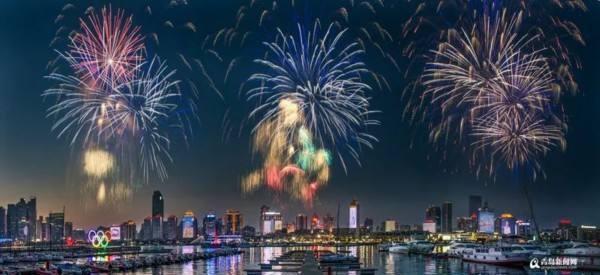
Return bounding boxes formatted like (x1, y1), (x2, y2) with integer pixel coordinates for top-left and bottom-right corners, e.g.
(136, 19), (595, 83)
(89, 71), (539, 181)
(245, 250), (376, 274)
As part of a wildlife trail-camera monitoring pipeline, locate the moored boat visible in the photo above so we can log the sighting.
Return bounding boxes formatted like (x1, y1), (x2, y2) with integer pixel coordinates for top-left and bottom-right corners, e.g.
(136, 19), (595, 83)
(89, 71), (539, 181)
(462, 246), (529, 266)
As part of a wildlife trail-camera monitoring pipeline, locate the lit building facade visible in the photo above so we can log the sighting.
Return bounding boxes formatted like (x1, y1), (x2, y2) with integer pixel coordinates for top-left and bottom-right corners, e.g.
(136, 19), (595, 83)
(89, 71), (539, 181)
(349, 199), (360, 229)
(224, 209), (242, 235)
(441, 202), (452, 233)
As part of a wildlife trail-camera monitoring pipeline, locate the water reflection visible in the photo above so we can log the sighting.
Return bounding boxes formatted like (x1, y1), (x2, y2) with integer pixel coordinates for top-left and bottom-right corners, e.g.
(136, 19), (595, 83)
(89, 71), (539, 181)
(118, 245), (592, 274)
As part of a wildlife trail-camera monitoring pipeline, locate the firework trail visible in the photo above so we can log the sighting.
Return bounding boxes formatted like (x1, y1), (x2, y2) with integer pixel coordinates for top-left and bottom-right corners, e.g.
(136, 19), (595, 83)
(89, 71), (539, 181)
(248, 22), (378, 171)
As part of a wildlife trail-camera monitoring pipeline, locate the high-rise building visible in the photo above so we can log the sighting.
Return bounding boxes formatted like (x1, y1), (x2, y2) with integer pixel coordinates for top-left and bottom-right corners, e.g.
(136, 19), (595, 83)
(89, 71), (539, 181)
(164, 215), (178, 241)
(35, 216), (43, 241)
(311, 213), (320, 230)
(497, 213), (517, 236)
(295, 214), (308, 232)
(48, 212), (65, 242)
(140, 217), (152, 241)
(0, 207), (5, 238)
(180, 211), (198, 240)
(262, 211), (283, 235)
(241, 226), (256, 238)
(26, 197), (36, 242)
(121, 220), (137, 241)
(152, 191), (164, 217)
(468, 195), (482, 217)
(202, 213), (220, 241)
(64, 222), (73, 238)
(441, 202), (453, 233)
(363, 218), (374, 232)
(477, 202), (495, 234)
(6, 204), (16, 239)
(425, 205), (441, 232)
(349, 199), (360, 229)
(423, 219), (436, 233)
(224, 209), (242, 235)
(384, 219), (398, 232)
(259, 205), (270, 234)
(72, 228), (86, 242)
(151, 215), (163, 240)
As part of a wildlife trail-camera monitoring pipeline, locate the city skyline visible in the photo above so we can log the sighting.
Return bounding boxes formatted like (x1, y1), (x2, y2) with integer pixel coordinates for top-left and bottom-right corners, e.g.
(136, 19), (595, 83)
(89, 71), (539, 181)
(0, 1), (598, 232)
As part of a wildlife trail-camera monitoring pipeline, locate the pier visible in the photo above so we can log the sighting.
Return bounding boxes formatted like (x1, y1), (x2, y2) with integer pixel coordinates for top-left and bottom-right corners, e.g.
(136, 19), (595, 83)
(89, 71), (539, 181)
(245, 250), (376, 274)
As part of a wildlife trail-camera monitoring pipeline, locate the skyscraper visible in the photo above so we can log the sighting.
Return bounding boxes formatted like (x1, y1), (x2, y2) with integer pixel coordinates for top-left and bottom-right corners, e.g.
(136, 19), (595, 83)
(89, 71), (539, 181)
(202, 213), (220, 241)
(152, 191), (164, 217)
(349, 199), (360, 229)
(48, 211), (65, 242)
(425, 205), (441, 232)
(224, 209), (242, 235)
(140, 217), (152, 241)
(296, 214), (308, 232)
(121, 220), (137, 241)
(0, 207), (5, 238)
(164, 215), (178, 241)
(180, 211), (197, 240)
(259, 205), (270, 234)
(151, 215), (163, 240)
(442, 202), (453, 233)
(468, 195), (482, 217)
(6, 204), (16, 240)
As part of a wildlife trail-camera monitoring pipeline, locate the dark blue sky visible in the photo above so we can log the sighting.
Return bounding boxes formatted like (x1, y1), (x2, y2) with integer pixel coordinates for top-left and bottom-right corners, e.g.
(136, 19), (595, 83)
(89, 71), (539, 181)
(0, 0), (598, 230)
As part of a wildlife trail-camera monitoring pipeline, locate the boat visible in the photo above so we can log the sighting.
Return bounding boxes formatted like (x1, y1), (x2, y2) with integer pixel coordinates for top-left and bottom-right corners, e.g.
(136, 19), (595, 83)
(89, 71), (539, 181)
(377, 243), (393, 252)
(388, 243), (410, 254)
(462, 246), (529, 266)
(447, 242), (481, 258)
(560, 242), (600, 256)
(510, 244), (550, 258)
(408, 240), (435, 254)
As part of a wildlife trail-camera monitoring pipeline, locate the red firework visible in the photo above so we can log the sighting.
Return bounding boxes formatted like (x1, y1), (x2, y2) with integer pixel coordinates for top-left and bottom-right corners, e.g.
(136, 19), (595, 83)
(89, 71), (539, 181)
(69, 6), (145, 88)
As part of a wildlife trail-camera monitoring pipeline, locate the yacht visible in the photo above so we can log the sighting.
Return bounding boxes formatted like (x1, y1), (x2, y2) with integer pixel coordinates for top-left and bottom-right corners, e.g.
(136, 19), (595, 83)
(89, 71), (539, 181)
(560, 242), (600, 256)
(408, 240), (435, 254)
(447, 242), (481, 258)
(462, 246), (529, 266)
(389, 243), (410, 254)
(510, 244), (550, 258)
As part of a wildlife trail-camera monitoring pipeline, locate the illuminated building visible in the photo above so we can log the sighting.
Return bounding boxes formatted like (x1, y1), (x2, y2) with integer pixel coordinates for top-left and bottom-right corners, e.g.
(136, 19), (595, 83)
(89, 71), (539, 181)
(323, 214), (335, 233)
(477, 202), (494, 234)
(151, 215), (163, 240)
(516, 220), (532, 237)
(286, 223), (296, 233)
(364, 218), (374, 232)
(311, 213), (321, 230)
(384, 219), (397, 232)
(262, 211), (283, 235)
(65, 222), (73, 239)
(468, 195), (482, 217)
(202, 213), (220, 241)
(48, 211), (65, 242)
(224, 209), (243, 235)
(109, 225), (121, 241)
(72, 228), (86, 242)
(6, 197), (36, 242)
(556, 218), (577, 240)
(425, 205), (441, 232)
(259, 205), (270, 234)
(35, 216), (43, 241)
(577, 225), (600, 241)
(164, 215), (178, 241)
(0, 207), (5, 238)
(423, 219), (436, 233)
(120, 220), (137, 241)
(497, 213), (516, 236)
(140, 217), (152, 241)
(296, 214), (308, 232)
(180, 211), (198, 240)
(241, 226), (255, 238)
(349, 199), (360, 229)
(441, 202), (452, 233)
(456, 217), (471, 232)
(152, 191), (164, 217)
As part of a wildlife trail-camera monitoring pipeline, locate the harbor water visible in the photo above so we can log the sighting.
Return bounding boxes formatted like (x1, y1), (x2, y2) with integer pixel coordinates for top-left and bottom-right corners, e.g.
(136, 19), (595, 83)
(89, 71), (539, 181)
(112, 245), (594, 274)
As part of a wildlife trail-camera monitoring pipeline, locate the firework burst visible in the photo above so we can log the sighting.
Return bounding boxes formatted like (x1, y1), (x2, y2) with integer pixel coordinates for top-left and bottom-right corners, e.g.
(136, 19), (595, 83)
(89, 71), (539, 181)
(67, 6), (145, 88)
(248, 22), (378, 170)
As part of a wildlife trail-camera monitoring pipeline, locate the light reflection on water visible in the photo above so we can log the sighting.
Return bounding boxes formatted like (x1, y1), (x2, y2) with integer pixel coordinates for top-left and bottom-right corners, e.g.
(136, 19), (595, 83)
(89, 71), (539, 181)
(120, 245), (589, 274)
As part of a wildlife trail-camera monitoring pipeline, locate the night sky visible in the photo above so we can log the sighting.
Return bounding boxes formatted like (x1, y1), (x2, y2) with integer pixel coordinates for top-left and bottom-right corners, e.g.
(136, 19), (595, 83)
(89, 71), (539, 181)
(0, 0), (598, 230)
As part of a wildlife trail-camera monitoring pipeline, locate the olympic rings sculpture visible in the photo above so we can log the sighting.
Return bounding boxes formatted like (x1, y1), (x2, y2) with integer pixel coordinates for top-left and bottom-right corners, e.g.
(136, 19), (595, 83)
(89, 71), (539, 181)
(88, 230), (111, 249)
